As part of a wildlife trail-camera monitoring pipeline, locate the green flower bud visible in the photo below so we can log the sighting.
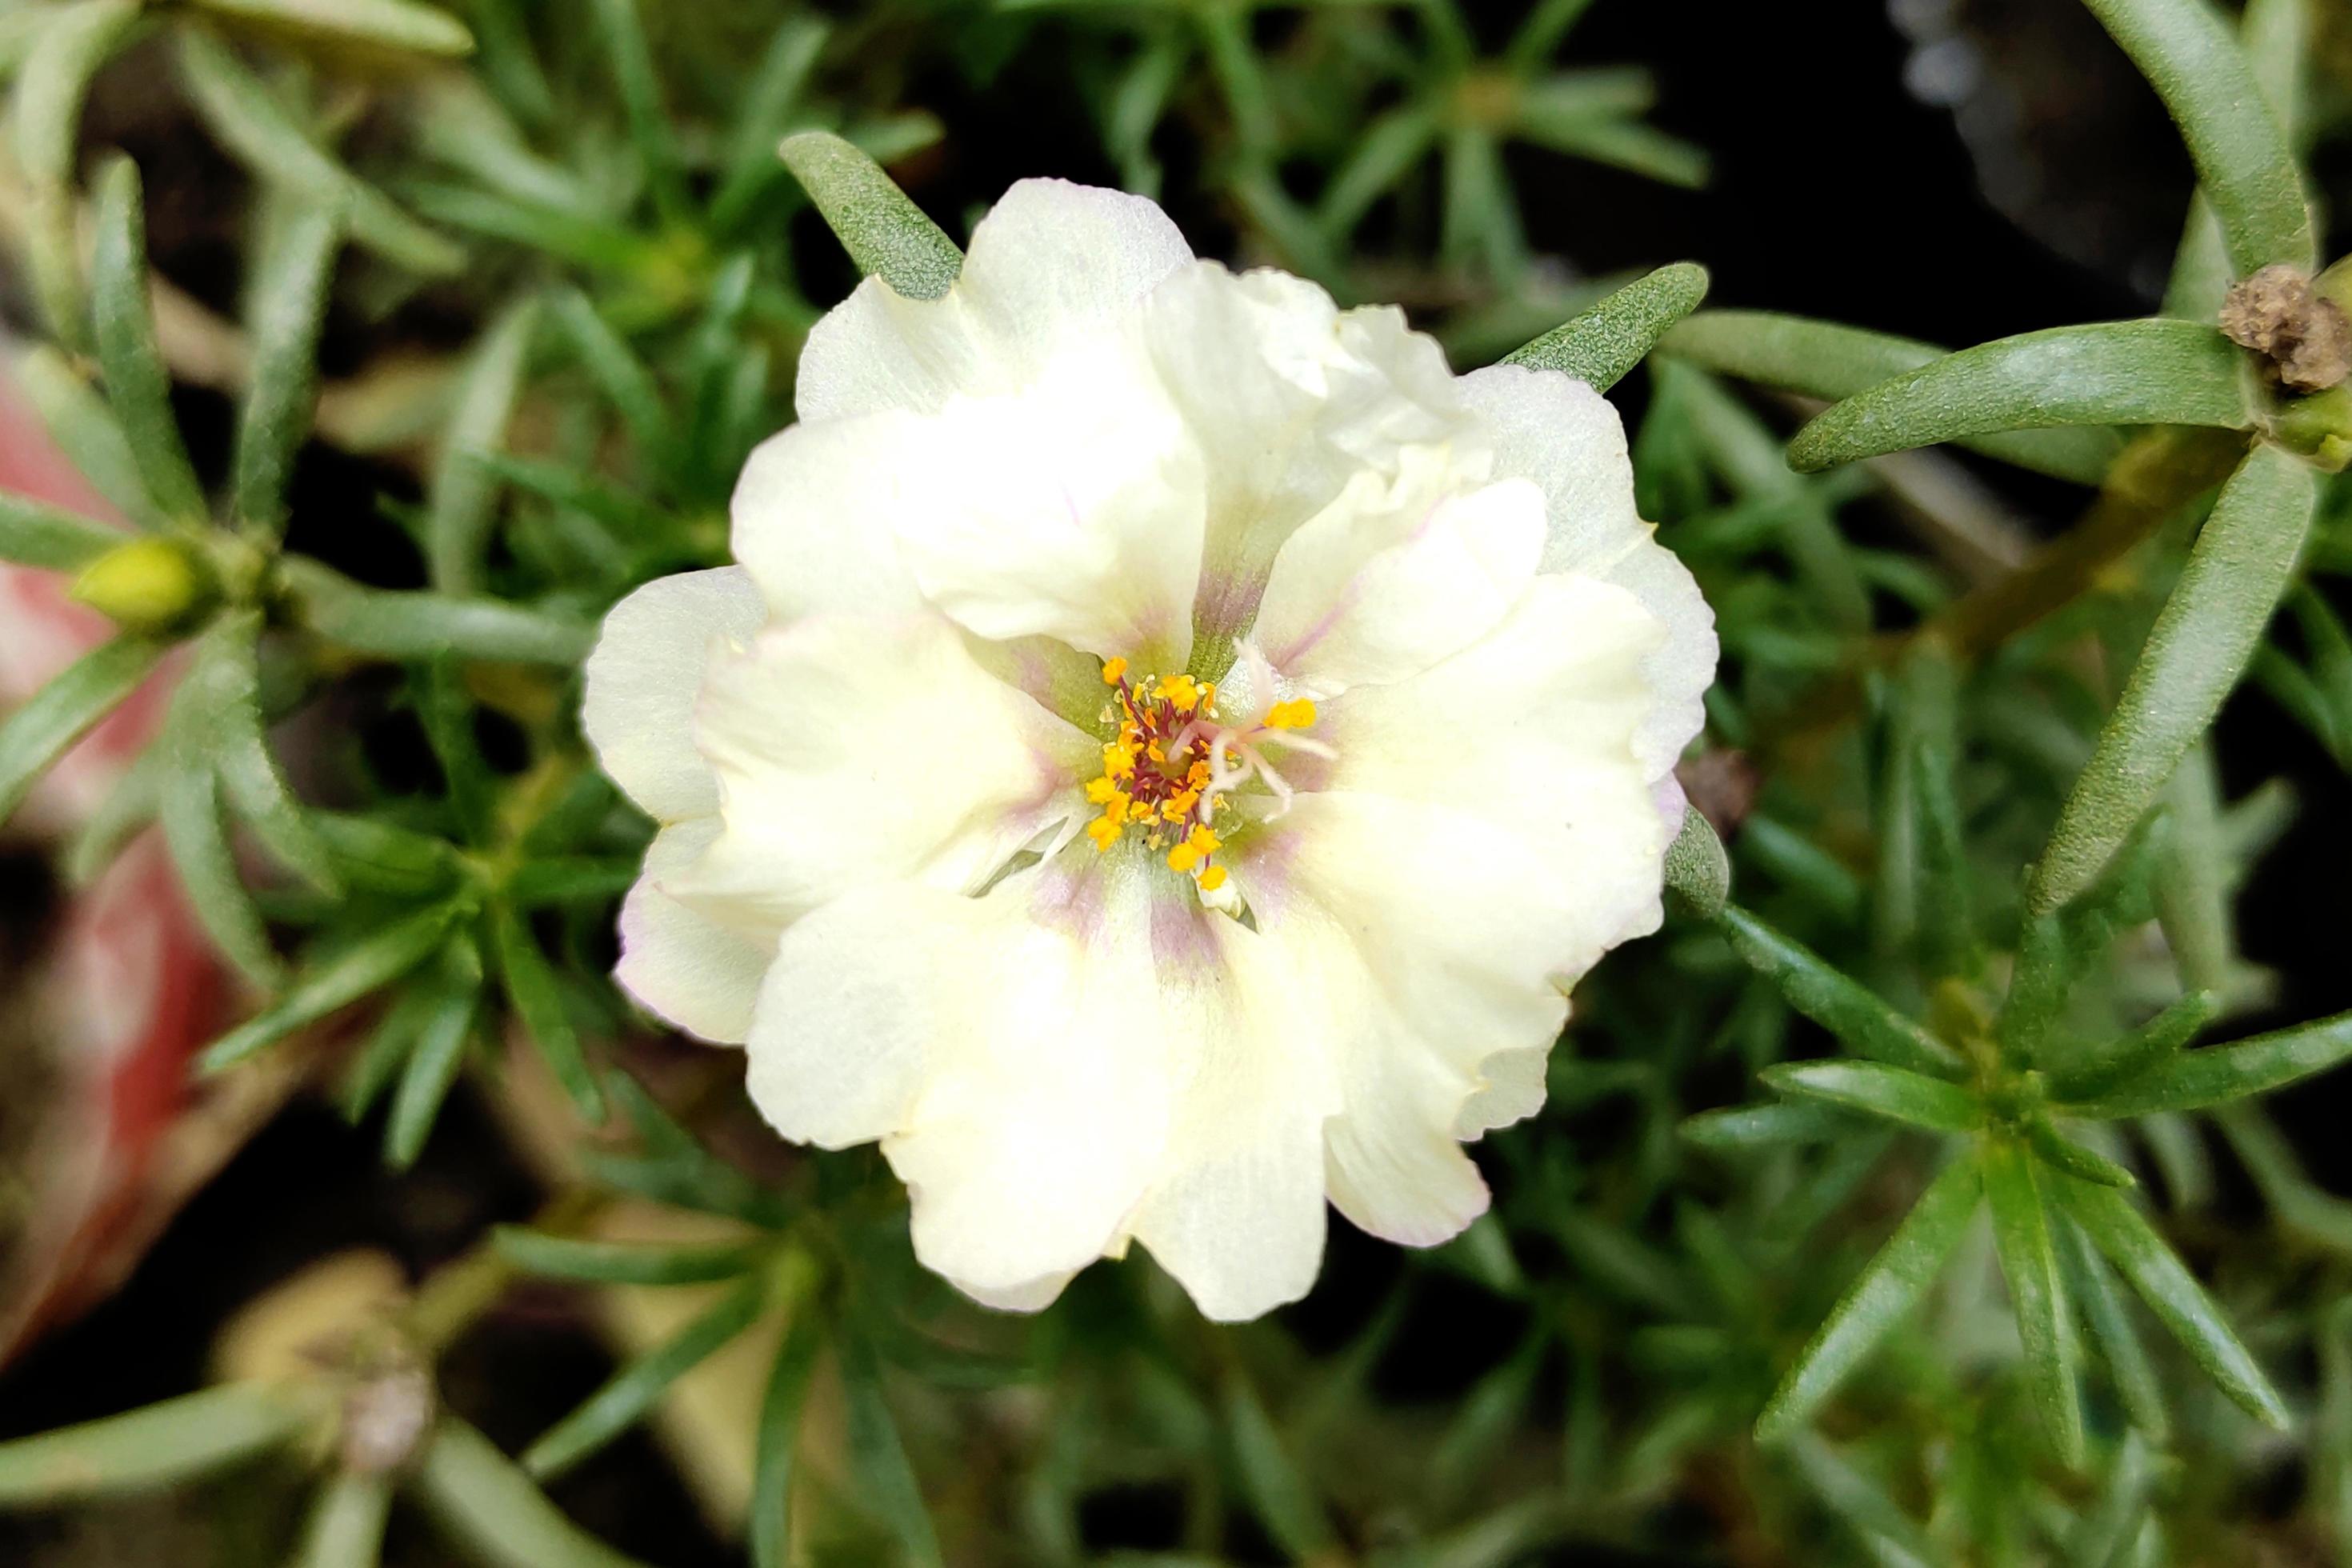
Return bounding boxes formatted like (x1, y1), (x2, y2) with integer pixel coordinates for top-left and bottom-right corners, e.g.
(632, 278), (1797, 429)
(69, 535), (214, 634)
(2268, 385), (2352, 474)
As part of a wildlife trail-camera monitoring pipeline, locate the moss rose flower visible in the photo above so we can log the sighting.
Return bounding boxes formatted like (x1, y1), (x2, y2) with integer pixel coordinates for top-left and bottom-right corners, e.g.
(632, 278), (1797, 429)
(582, 178), (1716, 1319)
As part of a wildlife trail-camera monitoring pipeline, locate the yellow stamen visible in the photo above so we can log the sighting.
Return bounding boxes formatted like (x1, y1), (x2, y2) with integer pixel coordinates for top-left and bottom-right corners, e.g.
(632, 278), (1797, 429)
(1198, 864), (1229, 892)
(1085, 815), (1122, 851)
(1265, 698), (1317, 730)
(1186, 825), (1222, 856)
(1166, 842), (1202, 874)
(1101, 657), (1127, 685)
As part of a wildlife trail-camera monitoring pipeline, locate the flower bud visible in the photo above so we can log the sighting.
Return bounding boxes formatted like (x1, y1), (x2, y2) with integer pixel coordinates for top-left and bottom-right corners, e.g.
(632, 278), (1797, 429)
(69, 535), (214, 634)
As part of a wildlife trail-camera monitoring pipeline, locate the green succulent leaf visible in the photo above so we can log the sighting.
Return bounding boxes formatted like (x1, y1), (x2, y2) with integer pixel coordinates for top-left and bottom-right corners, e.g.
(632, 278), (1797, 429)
(491, 902), (603, 1122)
(1682, 1099), (1857, 1152)
(427, 297), (539, 595)
(1502, 262), (1710, 394)
(1786, 320), (2253, 473)
(781, 130), (961, 302)
(1983, 1138), (2086, 1466)
(1662, 805), (1730, 917)
(384, 942), (484, 1169)
(2065, 1007), (2352, 1118)
(284, 560), (593, 666)
(413, 1418), (651, 1568)
(1756, 1155), (1981, 1442)
(158, 735), (282, 987)
(2030, 442), (2318, 912)
(522, 1275), (766, 1481)
(90, 156), (208, 522)
(289, 1473), (394, 1568)
(491, 1228), (766, 1286)
(0, 492), (125, 572)
(838, 1323), (946, 1568)
(1659, 310), (2123, 483)
(1762, 1060), (1980, 1134)
(1717, 905), (1967, 1078)
(2080, 0), (2314, 275)
(2057, 1212), (2170, 1438)
(0, 1383), (314, 1504)
(233, 195), (345, 532)
(188, 610), (340, 892)
(2062, 1175), (2289, 1427)
(198, 900), (466, 1074)
(13, 344), (166, 527)
(750, 1307), (826, 1568)
(187, 0), (474, 57)
(2046, 990), (2222, 1102)
(0, 633), (163, 826)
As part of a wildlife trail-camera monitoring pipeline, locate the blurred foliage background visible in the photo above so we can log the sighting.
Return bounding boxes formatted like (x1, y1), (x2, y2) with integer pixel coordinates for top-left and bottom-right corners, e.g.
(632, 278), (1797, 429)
(2, 0), (2351, 1565)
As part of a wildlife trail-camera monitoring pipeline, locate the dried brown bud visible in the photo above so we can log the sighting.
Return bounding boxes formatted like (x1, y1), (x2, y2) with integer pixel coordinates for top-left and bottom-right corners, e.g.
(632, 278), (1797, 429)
(338, 1361), (436, 1475)
(2220, 264), (2352, 394)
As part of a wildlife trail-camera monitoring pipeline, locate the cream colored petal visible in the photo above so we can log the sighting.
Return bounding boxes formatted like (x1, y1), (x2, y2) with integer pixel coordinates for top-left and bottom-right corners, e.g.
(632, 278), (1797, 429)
(745, 857), (1178, 1301)
(614, 817), (774, 1046)
(1250, 468), (1544, 694)
(729, 414), (929, 623)
(1140, 265), (1478, 649)
(794, 179), (1194, 422)
(1458, 364), (1717, 773)
(1321, 572), (1678, 911)
(673, 611), (1096, 929)
(581, 568), (766, 822)
(1122, 902), (1337, 1322)
(888, 345), (1206, 668)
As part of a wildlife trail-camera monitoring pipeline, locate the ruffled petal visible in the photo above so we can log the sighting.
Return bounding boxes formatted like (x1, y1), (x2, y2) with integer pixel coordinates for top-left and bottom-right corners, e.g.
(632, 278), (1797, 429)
(1321, 571), (1678, 918)
(674, 611), (1096, 927)
(886, 346), (1206, 668)
(1249, 467), (1544, 694)
(730, 414), (930, 623)
(1458, 364), (1718, 774)
(1138, 266), (1477, 649)
(581, 568), (766, 822)
(746, 856), (1178, 1301)
(795, 179), (1194, 422)
(614, 818), (774, 1044)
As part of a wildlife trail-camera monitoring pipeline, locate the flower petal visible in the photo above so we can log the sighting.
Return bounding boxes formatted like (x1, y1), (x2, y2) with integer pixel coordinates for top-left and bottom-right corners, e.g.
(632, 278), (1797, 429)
(745, 858), (1178, 1300)
(1122, 902), (1337, 1321)
(730, 414), (930, 623)
(886, 346), (1207, 668)
(614, 818), (774, 1045)
(1139, 266), (1474, 649)
(1249, 467), (1544, 694)
(795, 179), (1193, 422)
(1458, 365), (1717, 774)
(673, 611), (1096, 927)
(581, 567), (765, 822)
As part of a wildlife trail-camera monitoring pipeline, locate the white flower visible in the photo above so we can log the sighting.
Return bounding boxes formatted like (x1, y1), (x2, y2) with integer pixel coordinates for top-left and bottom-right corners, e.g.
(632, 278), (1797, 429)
(582, 180), (1717, 1321)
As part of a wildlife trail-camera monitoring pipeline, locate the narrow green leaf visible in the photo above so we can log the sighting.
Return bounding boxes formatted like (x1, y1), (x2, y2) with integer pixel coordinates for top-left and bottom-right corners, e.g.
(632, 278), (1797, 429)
(1717, 905), (1967, 1077)
(1786, 319), (2252, 473)
(2024, 1121), (2137, 1189)
(780, 131), (960, 302)
(2030, 443), (2317, 911)
(523, 1275), (764, 1480)
(90, 157), (207, 521)
(384, 945), (482, 1169)
(1223, 1371), (1336, 1559)
(1682, 1098), (1854, 1152)
(585, 0), (682, 225)
(1514, 114), (1708, 189)
(2057, 1213), (2170, 1439)
(1983, 1138), (2086, 1466)
(2081, 0), (2314, 274)
(1757, 1156), (1980, 1442)
(1662, 806), (1730, 917)
(187, 0), (474, 56)
(502, 857), (637, 907)
(14, 344), (165, 526)
(12, 0), (142, 349)
(491, 1228), (764, 1286)
(2047, 990), (2222, 1102)
(2073, 1430), (2160, 1568)
(189, 614), (338, 892)
(176, 27), (463, 276)
(547, 289), (665, 459)
(338, 979), (438, 1123)
(2063, 1175), (2289, 1426)
(1786, 1433), (1938, 1568)
(426, 298), (538, 595)
(491, 902), (602, 1121)
(836, 1324), (945, 1568)
(62, 742), (160, 884)
(1502, 262), (1709, 393)
(750, 1309), (825, 1568)
(310, 810), (462, 896)
(158, 738), (282, 987)
(2067, 1006), (2352, 1118)
(1764, 1061), (1980, 1133)
(0, 634), (162, 826)
(198, 900), (463, 1073)
(285, 559), (592, 666)
(290, 1473), (393, 1568)
(412, 1418), (651, 1568)
(1315, 106), (1439, 238)
(1430, 1330), (1546, 1506)
(0, 492), (122, 571)
(233, 196), (343, 531)
(0, 1383), (312, 1504)
(1660, 310), (2126, 483)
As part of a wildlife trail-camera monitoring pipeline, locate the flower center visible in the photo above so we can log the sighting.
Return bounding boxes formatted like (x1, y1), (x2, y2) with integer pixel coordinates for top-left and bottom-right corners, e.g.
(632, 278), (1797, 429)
(1080, 654), (1324, 895)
